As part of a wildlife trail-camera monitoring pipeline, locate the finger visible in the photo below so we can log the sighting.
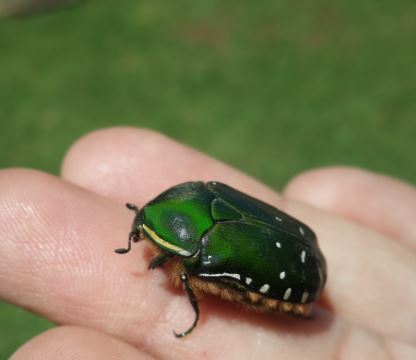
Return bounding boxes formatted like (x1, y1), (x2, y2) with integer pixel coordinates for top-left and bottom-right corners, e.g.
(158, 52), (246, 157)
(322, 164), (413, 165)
(61, 127), (280, 205)
(61, 128), (416, 344)
(0, 169), (415, 359)
(10, 326), (154, 360)
(284, 166), (416, 248)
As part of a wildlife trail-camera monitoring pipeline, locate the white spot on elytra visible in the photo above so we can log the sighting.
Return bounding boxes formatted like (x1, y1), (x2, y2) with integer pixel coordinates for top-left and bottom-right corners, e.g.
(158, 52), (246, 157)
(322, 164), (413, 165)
(245, 277), (252, 285)
(276, 242), (281, 248)
(259, 284), (270, 294)
(279, 271), (286, 279)
(199, 272), (241, 280)
(275, 216), (283, 222)
(301, 291), (309, 303)
(301, 250), (306, 263)
(283, 288), (292, 300)
(299, 226), (305, 236)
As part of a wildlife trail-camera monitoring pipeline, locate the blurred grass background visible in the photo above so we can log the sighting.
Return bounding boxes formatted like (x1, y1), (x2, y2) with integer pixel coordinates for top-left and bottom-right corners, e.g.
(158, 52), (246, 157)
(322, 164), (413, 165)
(0, 0), (415, 357)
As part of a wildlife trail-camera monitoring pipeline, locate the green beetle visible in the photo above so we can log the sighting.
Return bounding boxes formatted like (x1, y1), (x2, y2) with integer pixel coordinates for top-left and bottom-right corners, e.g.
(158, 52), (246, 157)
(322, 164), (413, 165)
(115, 181), (327, 337)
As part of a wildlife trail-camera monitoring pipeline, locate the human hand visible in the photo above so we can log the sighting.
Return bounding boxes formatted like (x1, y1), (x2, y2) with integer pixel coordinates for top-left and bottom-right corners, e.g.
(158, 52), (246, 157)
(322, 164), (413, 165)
(1, 128), (415, 359)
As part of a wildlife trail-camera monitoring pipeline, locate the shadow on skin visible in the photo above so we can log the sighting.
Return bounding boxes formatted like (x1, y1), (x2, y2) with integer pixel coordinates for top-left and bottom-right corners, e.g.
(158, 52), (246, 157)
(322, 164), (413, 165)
(199, 295), (334, 336)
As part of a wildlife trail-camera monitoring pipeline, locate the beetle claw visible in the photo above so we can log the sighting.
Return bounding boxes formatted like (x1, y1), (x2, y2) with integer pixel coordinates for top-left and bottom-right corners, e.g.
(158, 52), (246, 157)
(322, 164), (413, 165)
(115, 248), (130, 254)
(173, 329), (188, 338)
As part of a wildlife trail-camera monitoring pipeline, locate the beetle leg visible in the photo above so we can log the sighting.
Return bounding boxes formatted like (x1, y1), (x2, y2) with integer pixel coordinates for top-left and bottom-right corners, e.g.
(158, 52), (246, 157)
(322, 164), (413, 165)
(148, 253), (173, 270)
(173, 272), (200, 338)
(115, 231), (135, 254)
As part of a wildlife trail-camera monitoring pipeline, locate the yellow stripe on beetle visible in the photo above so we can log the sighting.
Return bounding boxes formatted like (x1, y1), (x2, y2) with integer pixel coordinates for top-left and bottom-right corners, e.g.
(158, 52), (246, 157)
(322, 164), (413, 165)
(143, 224), (192, 257)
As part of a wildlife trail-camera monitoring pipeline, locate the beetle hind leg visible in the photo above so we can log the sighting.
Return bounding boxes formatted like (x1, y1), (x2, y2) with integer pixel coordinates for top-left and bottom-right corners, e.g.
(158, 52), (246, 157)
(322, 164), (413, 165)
(173, 272), (200, 338)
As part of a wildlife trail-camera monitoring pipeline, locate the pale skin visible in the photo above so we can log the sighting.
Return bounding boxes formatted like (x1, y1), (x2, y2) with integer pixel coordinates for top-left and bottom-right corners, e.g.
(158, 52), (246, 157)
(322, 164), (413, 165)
(1, 128), (415, 359)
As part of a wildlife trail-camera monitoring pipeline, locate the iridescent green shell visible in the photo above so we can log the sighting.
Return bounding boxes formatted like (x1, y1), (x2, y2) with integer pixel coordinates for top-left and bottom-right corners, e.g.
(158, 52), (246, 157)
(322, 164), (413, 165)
(138, 181), (326, 304)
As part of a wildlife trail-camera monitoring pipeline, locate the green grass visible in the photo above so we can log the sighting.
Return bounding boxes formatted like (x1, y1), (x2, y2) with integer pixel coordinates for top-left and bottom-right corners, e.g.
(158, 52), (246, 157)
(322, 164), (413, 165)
(0, 0), (415, 357)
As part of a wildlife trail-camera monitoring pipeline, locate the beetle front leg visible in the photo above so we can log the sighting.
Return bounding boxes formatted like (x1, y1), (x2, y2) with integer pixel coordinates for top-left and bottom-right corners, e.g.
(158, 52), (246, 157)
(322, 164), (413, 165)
(148, 253), (173, 270)
(173, 272), (200, 338)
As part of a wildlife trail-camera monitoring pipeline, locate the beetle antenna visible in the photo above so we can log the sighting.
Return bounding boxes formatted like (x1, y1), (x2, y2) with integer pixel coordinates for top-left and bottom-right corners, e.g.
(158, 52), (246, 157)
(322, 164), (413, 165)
(115, 232), (134, 254)
(173, 273), (200, 338)
(126, 203), (139, 213)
